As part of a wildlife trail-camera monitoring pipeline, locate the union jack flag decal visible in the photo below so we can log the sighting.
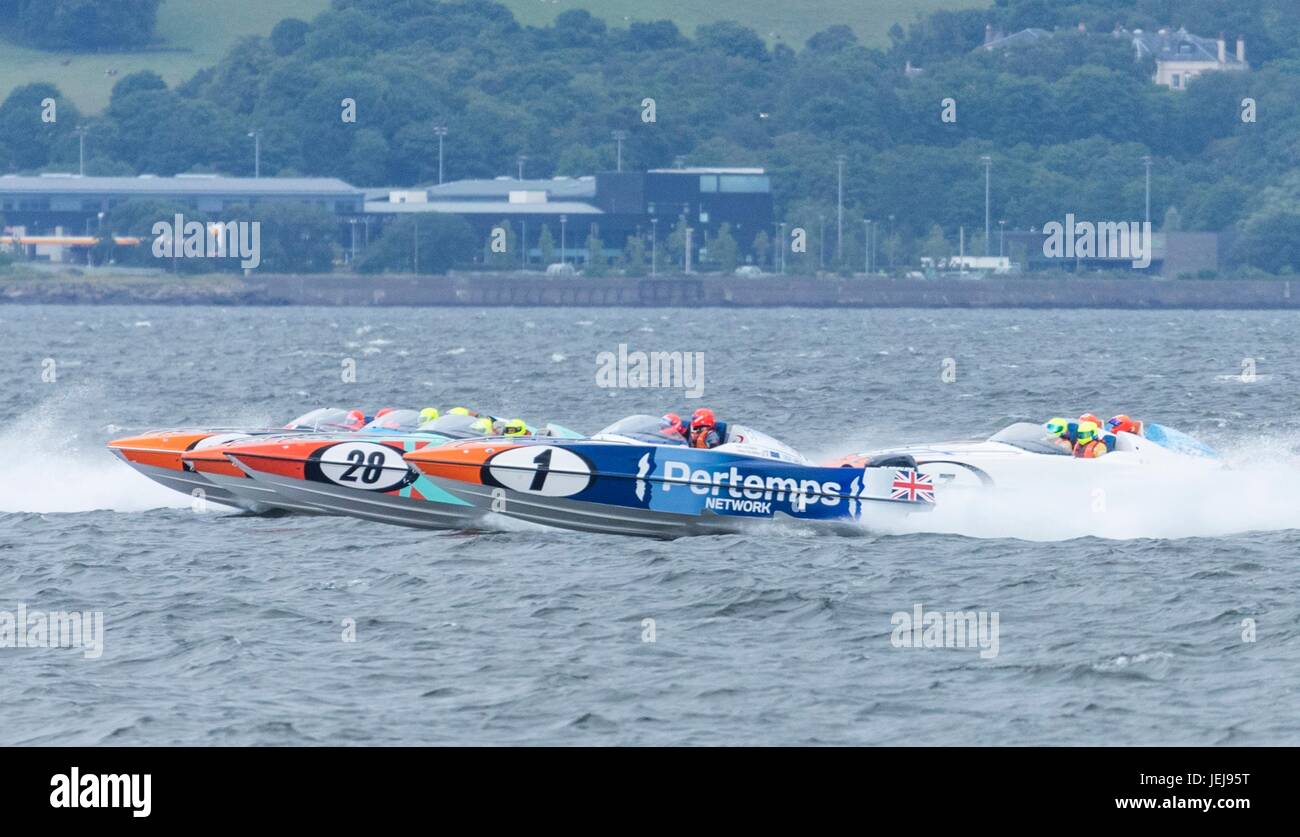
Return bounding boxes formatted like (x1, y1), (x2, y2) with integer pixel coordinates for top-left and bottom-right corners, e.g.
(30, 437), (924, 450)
(890, 469), (935, 503)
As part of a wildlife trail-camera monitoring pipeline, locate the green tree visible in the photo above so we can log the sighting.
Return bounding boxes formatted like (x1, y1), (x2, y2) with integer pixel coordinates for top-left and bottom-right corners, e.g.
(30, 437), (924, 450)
(1, 0), (162, 49)
(622, 235), (646, 276)
(584, 229), (606, 276)
(356, 214), (476, 275)
(707, 223), (739, 272)
(537, 224), (556, 266)
(752, 231), (771, 270)
(921, 224), (952, 262)
(270, 18), (310, 56)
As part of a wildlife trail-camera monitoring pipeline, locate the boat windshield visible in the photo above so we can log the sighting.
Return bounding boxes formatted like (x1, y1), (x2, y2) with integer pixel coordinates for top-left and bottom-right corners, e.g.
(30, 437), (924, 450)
(988, 422), (1072, 455)
(418, 413), (490, 438)
(285, 408), (360, 431)
(595, 414), (689, 445)
(361, 409), (424, 432)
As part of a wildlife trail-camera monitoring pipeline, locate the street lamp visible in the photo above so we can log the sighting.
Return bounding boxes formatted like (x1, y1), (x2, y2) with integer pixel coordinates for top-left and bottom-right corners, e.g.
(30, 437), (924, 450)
(434, 126), (448, 185)
(349, 218), (358, 265)
(612, 130), (628, 172)
(835, 154), (847, 264)
(248, 129), (261, 178)
(887, 214), (895, 269)
(1141, 155), (1153, 226)
(559, 214), (567, 266)
(998, 219), (1006, 258)
(980, 154), (992, 255)
(863, 219), (871, 273)
(516, 154), (528, 181)
(650, 217), (658, 277)
(818, 215), (826, 269)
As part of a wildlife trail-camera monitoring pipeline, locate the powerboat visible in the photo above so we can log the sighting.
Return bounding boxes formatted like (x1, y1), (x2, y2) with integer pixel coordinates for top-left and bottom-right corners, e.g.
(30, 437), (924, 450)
(824, 421), (1222, 491)
(187, 411), (582, 525)
(401, 415), (936, 538)
(106, 408), (371, 509)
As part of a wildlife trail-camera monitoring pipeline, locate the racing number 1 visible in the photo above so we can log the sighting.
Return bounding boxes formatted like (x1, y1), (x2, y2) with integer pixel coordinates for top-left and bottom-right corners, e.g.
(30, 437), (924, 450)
(529, 448), (552, 491)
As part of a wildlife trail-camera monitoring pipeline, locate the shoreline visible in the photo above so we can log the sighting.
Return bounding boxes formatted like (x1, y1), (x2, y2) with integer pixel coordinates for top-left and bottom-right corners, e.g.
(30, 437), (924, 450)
(2, 271), (1298, 308)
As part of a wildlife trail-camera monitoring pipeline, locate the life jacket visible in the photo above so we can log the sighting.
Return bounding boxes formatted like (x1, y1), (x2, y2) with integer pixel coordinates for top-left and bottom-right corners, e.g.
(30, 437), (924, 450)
(690, 426), (719, 449)
(1073, 438), (1108, 458)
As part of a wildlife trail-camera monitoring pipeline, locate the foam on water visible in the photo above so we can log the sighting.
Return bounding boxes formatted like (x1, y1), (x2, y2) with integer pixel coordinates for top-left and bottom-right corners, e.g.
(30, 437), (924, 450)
(0, 391), (189, 514)
(874, 434), (1300, 541)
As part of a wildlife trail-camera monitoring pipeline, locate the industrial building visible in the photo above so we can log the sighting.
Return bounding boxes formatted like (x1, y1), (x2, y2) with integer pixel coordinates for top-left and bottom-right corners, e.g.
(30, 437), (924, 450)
(2, 167), (774, 267)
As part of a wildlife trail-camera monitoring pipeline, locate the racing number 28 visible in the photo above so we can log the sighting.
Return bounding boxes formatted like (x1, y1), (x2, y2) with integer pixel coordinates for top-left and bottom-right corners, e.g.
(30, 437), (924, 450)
(339, 449), (386, 484)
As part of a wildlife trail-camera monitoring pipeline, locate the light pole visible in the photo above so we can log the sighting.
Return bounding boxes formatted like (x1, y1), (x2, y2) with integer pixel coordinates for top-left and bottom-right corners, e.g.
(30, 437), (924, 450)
(818, 215), (826, 269)
(998, 219), (1006, 258)
(887, 214), (895, 269)
(521, 219), (527, 269)
(434, 126), (448, 185)
(863, 219), (870, 273)
(559, 214), (567, 266)
(778, 222), (787, 273)
(650, 217), (658, 277)
(835, 154), (846, 264)
(1141, 155), (1152, 226)
(516, 154), (528, 181)
(612, 130), (628, 172)
(349, 218), (358, 265)
(980, 155), (992, 256)
(75, 125), (87, 176)
(248, 129), (261, 178)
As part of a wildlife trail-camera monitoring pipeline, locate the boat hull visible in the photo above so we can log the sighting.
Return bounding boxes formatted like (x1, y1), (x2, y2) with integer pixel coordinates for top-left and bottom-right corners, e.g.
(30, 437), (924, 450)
(216, 435), (480, 529)
(404, 439), (932, 539)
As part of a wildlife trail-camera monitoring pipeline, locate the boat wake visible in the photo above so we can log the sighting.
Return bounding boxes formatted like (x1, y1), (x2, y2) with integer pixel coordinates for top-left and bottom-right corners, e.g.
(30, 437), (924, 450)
(0, 396), (189, 514)
(870, 434), (1300, 541)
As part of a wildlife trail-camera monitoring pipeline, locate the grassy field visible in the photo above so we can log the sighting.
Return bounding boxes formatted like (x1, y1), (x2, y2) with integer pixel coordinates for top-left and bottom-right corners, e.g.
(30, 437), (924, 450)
(0, 0), (984, 112)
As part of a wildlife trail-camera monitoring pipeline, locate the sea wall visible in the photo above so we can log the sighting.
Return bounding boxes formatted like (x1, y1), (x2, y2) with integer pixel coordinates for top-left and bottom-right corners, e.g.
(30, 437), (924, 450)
(4, 272), (1300, 308)
(250, 273), (1300, 308)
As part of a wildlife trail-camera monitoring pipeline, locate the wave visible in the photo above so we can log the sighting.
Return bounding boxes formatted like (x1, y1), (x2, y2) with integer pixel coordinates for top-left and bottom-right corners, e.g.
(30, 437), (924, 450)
(0, 391), (189, 514)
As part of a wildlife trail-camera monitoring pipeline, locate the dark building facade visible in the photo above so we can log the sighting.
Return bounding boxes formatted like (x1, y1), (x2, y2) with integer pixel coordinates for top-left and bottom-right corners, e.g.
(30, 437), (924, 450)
(366, 167), (776, 266)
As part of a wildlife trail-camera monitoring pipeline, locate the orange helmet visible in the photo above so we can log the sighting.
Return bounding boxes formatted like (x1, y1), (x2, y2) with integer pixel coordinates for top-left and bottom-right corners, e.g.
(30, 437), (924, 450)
(662, 413), (685, 436)
(1078, 413), (1102, 427)
(691, 407), (715, 429)
(344, 409), (365, 429)
(1107, 414), (1139, 434)
(374, 407), (395, 419)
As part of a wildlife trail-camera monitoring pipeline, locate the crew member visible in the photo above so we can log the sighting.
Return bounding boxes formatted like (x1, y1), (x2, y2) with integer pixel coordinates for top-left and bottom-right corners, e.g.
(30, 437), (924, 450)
(661, 413), (687, 439)
(502, 418), (529, 436)
(1073, 420), (1108, 458)
(689, 408), (723, 449)
(342, 409), (366, 430)
(1045, 417), (1076, 452)
(418, 407), (440, 424)
(1107, 414), (1144, 436)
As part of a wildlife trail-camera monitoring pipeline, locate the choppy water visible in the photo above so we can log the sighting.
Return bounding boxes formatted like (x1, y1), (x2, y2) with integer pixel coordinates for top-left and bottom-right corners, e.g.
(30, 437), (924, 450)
(2, 305), (1298, 745)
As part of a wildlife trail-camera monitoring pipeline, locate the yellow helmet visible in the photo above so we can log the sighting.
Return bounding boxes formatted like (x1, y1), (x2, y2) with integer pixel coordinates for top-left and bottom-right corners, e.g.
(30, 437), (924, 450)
(503, 418), (528, 436)
(470, 417), (494, 435)
(1045, 417), (1069, 437)
(1076, 420), (1100, 443)
(448, 407), (471, 416)
(418, 407), (439, 423)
